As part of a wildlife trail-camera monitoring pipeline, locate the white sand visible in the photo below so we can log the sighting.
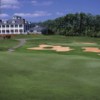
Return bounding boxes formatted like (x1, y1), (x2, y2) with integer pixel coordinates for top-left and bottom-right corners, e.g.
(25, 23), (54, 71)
(28, 44), (73, 52)
(82, 47), (100, 53)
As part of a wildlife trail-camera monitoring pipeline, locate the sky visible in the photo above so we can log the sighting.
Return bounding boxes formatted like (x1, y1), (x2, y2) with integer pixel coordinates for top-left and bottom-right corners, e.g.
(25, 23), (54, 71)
(0, 0), (100, 22)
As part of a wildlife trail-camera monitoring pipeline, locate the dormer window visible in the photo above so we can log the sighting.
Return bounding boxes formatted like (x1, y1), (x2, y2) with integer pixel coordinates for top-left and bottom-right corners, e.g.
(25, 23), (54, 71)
(13, 16), (22, 20)
(25, 21), (28, 24)
(4, 21), (7, 24)
(12, 20), (15, 24)
(0, 20), (2, 23)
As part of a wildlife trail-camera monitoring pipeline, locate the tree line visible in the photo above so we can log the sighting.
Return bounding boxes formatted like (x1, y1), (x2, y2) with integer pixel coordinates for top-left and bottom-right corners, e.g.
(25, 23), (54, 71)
(39, 13), (100, 37)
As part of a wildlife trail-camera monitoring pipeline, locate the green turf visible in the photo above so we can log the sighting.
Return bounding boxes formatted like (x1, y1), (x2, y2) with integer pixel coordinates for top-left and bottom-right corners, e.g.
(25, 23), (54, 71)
(0, 39), (18, 51)
(0, 35), (100, 100)
(16, 35), (100, 58)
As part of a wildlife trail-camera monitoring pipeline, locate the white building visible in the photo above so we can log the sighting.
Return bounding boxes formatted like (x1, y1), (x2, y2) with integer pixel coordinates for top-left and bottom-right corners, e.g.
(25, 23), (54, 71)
(0, 16), (32, 34)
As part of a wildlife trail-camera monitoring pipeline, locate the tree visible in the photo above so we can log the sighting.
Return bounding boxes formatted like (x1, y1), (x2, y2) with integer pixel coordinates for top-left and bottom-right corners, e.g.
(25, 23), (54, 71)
(38, 13), (100, 37)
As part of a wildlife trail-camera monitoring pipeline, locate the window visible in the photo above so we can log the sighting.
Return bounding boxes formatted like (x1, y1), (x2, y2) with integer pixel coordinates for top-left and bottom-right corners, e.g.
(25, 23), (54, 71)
(2, 30), (5, 33)
(15, 25), (18, 27)
(30, 30), (33, 32)
(11, 30), (14, 33)
(15, 30), (18, 32)
(6, 30), (9, 33)
(6, 25), (9, 27)
(2, 25), (5, 28)
(4, 21), (7, 24)
(19, 24), (22, 27)
(19, 29), (23, 33)
(11, 25), (14, 27)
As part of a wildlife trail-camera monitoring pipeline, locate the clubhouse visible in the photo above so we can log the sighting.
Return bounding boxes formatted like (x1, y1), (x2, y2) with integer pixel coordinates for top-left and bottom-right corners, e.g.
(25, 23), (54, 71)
(0, 16), (33, 34)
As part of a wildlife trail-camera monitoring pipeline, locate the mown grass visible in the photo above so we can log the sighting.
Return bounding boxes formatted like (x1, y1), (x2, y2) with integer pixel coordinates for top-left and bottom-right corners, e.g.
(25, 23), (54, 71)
(0, 39), (18, 51)
(0, 35), (100, 100)
(0, 52), (100, 100)
(16, 35), (100, 58)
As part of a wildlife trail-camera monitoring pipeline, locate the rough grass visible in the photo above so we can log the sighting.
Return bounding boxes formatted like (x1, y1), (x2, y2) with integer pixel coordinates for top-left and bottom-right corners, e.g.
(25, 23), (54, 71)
(0, 35), (100, 100)
(0, 39), (18, 51)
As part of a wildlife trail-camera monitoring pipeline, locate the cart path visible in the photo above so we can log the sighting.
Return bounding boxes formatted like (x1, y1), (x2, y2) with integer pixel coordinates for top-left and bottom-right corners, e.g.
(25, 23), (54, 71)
(8, 39), (27, 52)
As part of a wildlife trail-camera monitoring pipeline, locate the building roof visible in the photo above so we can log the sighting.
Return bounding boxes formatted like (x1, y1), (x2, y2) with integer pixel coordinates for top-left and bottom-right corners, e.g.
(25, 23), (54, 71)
(29, 25), (48, 31)
(0, 16), (29, 25)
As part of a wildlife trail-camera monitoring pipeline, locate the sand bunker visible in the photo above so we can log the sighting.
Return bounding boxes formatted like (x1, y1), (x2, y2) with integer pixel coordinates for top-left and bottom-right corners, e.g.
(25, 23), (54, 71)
(52, 46), (73, 52)
(28, 44), (73, 52)
(83, 47), (100, 53)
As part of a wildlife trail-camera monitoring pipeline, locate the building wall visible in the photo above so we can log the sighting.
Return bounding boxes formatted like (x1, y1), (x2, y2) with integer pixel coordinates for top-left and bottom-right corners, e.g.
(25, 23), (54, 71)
(0, 16), (32, 34)
(0, 24), (25, 34)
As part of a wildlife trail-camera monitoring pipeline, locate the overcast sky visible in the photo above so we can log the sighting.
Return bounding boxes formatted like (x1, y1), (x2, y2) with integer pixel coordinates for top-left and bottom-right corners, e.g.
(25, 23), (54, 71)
(0, 0), (100, 22)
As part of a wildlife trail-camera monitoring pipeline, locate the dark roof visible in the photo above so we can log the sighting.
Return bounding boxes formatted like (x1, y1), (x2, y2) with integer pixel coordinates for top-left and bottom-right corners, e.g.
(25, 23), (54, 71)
(8, 19), (25, 25)
(29, 25), (48, 31)
(0, 16), (29, 25)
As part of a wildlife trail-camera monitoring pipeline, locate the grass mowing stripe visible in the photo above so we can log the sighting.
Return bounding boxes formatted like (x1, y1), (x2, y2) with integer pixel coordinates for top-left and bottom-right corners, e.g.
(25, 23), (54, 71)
(0, 35), (100, 100)
(0, 52), (100, 100)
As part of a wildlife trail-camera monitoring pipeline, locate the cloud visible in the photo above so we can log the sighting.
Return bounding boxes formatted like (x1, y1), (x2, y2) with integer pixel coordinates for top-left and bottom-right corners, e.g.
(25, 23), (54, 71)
(56, 12), (64, 16)
(1, 5), (19, 9)
(1, 0), (19, 9)
(32, 0), (37, 4)
(14, 11), (52, 17)
(1, 0), (19, 4)
(0, 13), (9, 17)
(32, 0), (53, 6)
